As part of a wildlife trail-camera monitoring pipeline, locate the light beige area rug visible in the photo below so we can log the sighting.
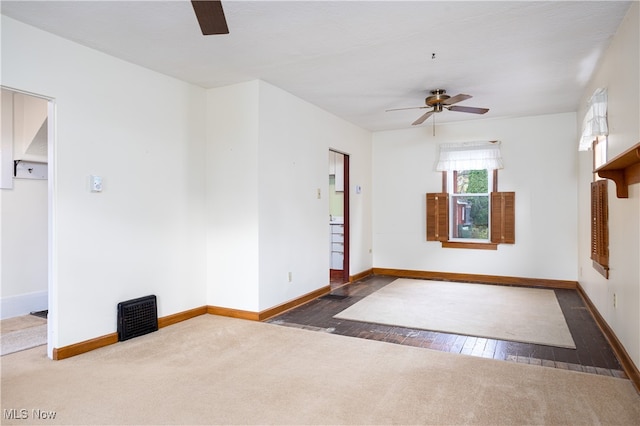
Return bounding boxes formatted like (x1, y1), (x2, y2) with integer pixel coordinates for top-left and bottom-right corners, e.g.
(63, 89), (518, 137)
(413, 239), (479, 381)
(334, 278), (576, 348)
(1, 315), (47, 356)
(2, 315), (638, 425)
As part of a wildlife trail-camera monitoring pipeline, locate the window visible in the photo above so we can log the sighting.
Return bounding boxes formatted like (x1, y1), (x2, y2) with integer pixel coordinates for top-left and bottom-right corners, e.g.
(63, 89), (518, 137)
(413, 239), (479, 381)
(426, 171), (514, 249)
(579, 88), (608, 152)
(593, 135), (608, 179)
(449, 169), (491, 240)
(427, 141), (514, 249)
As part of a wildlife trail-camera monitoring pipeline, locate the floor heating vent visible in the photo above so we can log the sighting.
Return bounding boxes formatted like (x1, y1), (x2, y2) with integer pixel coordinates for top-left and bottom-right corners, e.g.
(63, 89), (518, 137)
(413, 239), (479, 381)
(117, 295), (158, 341)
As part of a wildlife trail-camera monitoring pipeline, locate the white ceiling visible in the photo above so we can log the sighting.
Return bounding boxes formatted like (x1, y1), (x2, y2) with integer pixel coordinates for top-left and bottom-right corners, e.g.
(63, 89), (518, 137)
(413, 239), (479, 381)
(1, 1), (632, 131)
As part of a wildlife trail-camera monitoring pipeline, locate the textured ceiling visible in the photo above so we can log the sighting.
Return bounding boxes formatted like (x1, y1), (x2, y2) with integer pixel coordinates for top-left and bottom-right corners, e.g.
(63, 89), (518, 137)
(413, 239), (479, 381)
(1, 1), (632, 131)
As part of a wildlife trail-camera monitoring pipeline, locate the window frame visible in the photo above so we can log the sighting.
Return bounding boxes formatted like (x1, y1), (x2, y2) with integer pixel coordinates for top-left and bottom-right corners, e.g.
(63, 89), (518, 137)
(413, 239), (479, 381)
(447, 169), (493, 243)
(593, 136), (608, 179)
(427, 169), (514, 250)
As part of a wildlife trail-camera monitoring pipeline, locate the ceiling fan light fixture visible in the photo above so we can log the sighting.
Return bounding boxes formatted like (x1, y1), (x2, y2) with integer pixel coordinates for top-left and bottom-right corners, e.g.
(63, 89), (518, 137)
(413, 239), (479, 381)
(425, 89), (450, 106)
(386, 88), (489, 127)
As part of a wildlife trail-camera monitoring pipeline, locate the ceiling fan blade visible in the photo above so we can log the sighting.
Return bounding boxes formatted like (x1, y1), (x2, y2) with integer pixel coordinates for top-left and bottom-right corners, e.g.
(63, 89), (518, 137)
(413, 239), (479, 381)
(412, 110), (435, 125)
(443, 94), (472, 105)
(386, 106), (429, 112)
(448, 105), (489, 114)
(192, 0), (229, 35)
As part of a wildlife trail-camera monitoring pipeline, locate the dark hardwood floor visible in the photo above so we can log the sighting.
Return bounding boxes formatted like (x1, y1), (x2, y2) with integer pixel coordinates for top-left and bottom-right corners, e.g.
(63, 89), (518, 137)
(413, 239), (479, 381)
(267, 274), (626, 379)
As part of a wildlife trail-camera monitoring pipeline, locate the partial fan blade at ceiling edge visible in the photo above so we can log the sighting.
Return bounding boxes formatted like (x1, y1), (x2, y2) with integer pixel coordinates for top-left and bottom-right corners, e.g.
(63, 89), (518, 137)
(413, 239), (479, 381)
(412, 110), (435, 125)
(386, 106), (430, 112)
(447, 105), (489, 114)
(192, 0), (229, 35)
(442, 94), (472, 105)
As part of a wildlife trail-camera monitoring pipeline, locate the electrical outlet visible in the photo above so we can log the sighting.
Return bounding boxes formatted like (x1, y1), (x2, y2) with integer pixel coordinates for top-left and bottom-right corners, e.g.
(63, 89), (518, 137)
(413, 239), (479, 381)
(613, 293), (617, 308)
(288, 272), (293, 282)
(316, 188), (321, 199)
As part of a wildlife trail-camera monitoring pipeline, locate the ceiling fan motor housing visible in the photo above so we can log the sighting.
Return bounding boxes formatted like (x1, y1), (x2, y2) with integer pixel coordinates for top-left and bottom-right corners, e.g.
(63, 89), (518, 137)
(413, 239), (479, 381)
(425, 89), (450, 108)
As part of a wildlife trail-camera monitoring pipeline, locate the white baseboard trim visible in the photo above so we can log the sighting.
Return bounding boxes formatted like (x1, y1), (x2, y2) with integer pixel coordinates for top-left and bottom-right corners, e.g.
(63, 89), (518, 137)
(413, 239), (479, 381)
(1, 290), (48, 319)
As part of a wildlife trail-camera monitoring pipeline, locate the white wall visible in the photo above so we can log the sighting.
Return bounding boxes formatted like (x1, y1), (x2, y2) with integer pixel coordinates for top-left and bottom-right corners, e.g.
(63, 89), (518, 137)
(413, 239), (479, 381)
(257, 81), (372, 310)
(13, 92), (48, 162)
(577, 2), (639, 369)
(206, 80), (373, 312)
(372, 112), (578, 281)
(205, 81), (261, 312)
(1, 17), (208, 354)
(1, 178), (48, 318)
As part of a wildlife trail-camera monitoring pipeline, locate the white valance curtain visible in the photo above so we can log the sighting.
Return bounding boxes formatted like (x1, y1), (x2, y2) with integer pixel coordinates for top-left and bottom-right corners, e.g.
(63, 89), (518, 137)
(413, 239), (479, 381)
(435, 141), (503, 171)
(579, 88), (608, 151)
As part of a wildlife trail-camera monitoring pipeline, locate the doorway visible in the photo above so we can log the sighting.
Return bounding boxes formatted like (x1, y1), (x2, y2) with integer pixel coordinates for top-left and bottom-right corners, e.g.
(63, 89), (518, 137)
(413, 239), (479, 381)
(329, 150), (349, 286)
(0, 87), (54, 356)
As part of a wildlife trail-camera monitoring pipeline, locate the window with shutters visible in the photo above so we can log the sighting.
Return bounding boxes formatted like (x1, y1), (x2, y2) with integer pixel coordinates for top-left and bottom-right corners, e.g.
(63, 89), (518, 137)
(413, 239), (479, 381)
(590, 179), (609, 278)
(427, 169), (515, 249)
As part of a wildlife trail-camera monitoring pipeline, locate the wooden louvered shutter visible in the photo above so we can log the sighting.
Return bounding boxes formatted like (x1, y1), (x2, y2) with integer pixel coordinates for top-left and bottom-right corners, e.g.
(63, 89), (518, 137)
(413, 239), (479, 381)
(491, 192), (515, 244)
(591, 180), (609, 276)
(426, 193), (449, 241)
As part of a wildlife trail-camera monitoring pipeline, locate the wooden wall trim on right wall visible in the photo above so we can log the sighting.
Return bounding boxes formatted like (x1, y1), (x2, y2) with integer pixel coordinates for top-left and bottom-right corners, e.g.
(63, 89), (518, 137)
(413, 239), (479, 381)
(577, 283), (640, 393)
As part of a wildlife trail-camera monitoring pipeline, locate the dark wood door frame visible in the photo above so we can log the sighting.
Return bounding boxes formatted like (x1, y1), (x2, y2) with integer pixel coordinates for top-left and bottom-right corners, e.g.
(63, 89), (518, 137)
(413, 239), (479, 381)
(342, 153), (350, 283)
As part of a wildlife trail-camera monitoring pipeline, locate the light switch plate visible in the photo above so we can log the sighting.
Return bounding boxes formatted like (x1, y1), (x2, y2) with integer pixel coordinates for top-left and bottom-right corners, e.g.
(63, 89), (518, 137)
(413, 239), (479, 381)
(90, 175), (103, 192)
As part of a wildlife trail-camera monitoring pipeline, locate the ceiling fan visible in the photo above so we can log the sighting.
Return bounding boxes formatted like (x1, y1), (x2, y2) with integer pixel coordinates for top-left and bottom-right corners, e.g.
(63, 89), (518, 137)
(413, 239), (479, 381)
(387, 89), (489, 125)
(191, 0), (229, 35)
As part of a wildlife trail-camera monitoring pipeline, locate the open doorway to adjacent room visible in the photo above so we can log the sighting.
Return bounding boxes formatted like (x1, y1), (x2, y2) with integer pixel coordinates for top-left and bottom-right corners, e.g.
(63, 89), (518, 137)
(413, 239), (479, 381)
(328, 150), (349, 287)
(1, 87), (54, 356)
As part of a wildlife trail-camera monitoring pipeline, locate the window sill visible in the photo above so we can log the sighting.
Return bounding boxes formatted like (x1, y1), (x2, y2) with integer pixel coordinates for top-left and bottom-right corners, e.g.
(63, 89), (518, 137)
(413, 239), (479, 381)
(441, 241), (498, 250)
(592, 261), (609, 279)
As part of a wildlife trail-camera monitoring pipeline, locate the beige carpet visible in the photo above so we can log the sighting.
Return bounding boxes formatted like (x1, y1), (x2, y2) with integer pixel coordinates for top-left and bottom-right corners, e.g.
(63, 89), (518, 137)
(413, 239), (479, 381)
(1, 315), (47, 356)
(2, 314), (639, 425)
(334, 278), (576, 348)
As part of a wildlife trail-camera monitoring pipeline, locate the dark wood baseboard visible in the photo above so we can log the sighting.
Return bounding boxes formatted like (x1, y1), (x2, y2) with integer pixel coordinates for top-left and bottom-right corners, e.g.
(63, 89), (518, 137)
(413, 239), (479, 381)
(208, 285), (332, 322)
(258, 285), (331, 320)
(372, 268), (577, 289)
(207, 306), (260, 321)
(350, 268), (373, 282)
(158, 306), (208, 328)
(53, 306), (209, 360)
(53, 332), (119, 360)
(577, 283), (640, 393)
